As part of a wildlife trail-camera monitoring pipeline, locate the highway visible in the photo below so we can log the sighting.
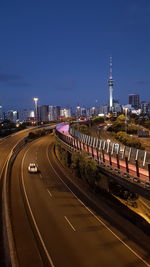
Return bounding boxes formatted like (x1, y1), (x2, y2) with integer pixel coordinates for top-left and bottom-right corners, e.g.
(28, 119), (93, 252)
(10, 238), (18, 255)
(0, 125), (55, 179)
(0, 129), (30, 179)
(0, 126), (55, 266)
(9, 134), (150, 267)
(0, 129), (36, 266)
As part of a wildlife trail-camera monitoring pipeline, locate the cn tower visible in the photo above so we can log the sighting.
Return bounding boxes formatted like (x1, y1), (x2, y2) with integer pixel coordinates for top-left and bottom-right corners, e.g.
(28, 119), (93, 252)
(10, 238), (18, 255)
(108, 56), (113, 111)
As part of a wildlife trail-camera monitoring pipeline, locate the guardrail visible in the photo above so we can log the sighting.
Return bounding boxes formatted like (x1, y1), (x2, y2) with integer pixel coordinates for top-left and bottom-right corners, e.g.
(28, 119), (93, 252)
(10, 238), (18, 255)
(70, 128), (150, 169)
(69, 128), (150, 177)
(2, 138), (27, 267)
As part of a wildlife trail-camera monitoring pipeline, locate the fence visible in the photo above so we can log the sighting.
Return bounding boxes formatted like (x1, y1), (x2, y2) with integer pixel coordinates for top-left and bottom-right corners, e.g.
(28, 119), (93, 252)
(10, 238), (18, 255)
(69, 128), (150, 170)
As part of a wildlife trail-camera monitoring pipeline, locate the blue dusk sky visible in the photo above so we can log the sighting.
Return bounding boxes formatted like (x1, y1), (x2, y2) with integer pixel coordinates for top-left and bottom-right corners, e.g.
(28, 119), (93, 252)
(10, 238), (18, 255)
(0, 0), (150, 110)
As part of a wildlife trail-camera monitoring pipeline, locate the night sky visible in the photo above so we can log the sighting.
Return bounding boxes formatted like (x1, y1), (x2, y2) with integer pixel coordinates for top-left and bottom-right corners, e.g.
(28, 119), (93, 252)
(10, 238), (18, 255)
(0, 0), (150, 110)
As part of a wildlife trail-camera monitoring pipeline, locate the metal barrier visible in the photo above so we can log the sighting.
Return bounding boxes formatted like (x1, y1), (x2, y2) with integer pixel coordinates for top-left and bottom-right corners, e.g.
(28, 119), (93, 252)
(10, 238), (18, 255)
(69, 128), (150, 171)
(2, 138), (27, 267)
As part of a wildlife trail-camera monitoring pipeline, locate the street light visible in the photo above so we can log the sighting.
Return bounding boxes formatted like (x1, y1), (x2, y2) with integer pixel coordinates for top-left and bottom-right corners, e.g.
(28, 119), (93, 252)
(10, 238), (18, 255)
(124, 107), (128, 132)
(76, 106), (80, 132)
(33, 97), (39, 125)
(92, 106), (95, 116)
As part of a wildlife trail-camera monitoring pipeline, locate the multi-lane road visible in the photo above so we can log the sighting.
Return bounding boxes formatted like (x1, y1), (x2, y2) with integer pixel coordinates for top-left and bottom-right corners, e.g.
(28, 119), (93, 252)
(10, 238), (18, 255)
(8, 134), (150, 267)
(0, 129), (38, 266)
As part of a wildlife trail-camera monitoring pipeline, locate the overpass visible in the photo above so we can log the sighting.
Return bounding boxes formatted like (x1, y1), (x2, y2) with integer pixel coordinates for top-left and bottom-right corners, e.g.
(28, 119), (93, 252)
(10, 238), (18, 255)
(55, 123), (150, 200)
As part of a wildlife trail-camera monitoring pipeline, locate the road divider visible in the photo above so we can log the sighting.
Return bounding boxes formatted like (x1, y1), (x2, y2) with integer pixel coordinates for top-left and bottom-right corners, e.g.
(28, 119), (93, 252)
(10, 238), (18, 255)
(2, 138), (27, 267)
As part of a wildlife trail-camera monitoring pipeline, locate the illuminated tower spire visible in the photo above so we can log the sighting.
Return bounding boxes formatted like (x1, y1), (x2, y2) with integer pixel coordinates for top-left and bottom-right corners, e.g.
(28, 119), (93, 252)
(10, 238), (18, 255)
(108, 56), (113, 111)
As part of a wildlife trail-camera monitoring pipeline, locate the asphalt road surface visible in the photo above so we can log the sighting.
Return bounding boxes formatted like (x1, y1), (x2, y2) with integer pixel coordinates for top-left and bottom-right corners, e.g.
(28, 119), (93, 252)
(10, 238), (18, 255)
(10, 134), (150, 267)
(0, 129), (31, 179)
(0, 129), (36, 266)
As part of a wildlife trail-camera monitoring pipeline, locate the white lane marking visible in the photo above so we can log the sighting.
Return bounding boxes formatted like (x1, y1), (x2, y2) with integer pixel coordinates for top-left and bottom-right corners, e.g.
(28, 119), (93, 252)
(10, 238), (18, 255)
(21, 147), (55, 267)
(0, 160), (8, 180)
(140, 199), (150, 210)
(65, 216), (76, 232)
(0, 139), (8, 145)
(0, 138), (22, 180)
(46, 145), (150, 267)
(47, 189), (52, 197)
(40, 174), (42, 178)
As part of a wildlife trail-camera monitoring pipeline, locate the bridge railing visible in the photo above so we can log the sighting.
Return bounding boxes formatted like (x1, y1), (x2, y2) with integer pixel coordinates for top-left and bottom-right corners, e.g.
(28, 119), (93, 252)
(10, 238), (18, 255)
(69, 127), (150, 171)
(55, 127), (150, 200)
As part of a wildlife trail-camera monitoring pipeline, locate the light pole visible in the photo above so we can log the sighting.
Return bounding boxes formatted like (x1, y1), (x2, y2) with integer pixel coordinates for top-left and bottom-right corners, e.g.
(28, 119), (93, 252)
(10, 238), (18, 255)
(124, 107), (128, 132)
(92, 106), (95, 116)
(33, 97), (39, 125)
(76, 106), (80, 132)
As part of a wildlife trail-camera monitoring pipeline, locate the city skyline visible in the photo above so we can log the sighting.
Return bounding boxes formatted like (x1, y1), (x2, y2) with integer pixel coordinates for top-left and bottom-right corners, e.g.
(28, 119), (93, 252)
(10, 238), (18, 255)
(0, 0), (150, 110)
(0, 92), (148, 113)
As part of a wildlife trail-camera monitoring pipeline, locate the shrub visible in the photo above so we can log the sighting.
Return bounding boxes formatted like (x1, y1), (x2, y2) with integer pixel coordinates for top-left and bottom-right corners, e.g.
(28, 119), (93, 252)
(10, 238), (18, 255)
(127, 125), (139, 134)
(28, 131), (36, 139)
(91, 117), (105, 125)
(27, 129), (47, 139)
(71, 150), (99, 187)
(107, 123), (125, 132)
(116, 131), (143, 149)
(144, 121), (150, 130)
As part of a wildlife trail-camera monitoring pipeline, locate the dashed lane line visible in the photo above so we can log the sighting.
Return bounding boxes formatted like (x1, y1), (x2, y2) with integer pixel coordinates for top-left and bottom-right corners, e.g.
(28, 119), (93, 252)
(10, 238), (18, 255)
(46, 144), (150, 267)
(21, 147), (55, 267)
(47, 189), (52, 198)
(64, 216), (76, 232)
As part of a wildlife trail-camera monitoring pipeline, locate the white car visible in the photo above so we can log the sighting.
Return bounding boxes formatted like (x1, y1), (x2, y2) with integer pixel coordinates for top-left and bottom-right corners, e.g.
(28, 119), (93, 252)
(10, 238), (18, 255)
(28, 163), (38, 173)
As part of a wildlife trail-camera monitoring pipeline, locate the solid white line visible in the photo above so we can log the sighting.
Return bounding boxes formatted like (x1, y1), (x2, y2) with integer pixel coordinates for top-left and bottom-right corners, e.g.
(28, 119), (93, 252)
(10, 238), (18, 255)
(0, 138), (22, 180)
(3, 136), (34, 266)
(21, 147), (55, 267)
(46, 145), (150, 267)
(47, 189), (52, 197)
(0, 160), (8, 180)
(64, 216), (76, 232)
(0, 139), (8, 145)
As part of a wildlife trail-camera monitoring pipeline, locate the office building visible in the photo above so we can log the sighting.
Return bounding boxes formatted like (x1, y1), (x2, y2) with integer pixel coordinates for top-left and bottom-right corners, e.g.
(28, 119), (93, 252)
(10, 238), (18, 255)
(49, 106), (60, 121)
(0, 106), (3, 122)
(76, 106), (82, 117)
(6, 110), (18, 122)
(18, 109), (34, 122)
(140, 101), (150, 115)
(38, 105), (49, 122)
(129, 94), (140, 109)
(60, 108), (71, 118)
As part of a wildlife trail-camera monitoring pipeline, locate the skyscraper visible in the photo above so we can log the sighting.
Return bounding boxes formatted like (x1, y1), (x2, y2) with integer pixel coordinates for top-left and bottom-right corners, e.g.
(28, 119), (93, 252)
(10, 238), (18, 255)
(60, 108), (71, 118)
(38, 105), (49, 122)
(129, 94), (140, 109)
(49, 106), (60, 121)
(18, 109), (34, 122)
(140, 101), (150, 115)
(108, 57), (114, 111)
(0, 106), (3, 122)
(6, 110), (18, 122)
